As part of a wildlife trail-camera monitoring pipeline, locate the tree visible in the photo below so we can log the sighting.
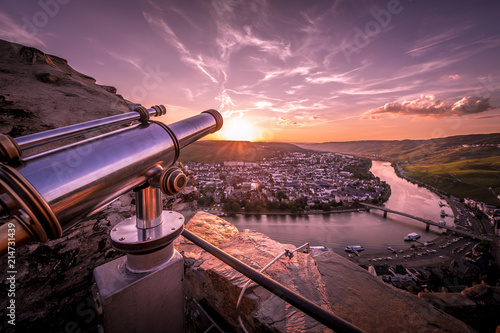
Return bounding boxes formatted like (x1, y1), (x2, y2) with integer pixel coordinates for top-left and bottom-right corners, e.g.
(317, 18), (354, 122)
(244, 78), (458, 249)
(277, 191), (287, 201)
(267, 200), (280, 210)
(223, 200), (241, 213)
(230, 201), (241, 212)
(245, 202), (254, 213)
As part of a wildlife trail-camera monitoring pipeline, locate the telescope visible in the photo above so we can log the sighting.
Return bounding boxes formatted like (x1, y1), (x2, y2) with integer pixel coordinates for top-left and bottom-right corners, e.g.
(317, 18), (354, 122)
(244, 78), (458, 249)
(0, 105), (223, 332)
(0, 105), (367, 333)
(0, 105), (223, 258)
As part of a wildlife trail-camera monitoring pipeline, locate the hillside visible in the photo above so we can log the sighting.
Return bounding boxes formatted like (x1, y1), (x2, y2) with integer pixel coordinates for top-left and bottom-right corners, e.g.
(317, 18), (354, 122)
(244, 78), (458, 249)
(298, 134), (500, 206)
(178, 140), (308, 163)
(298, 133), (500, 161)
(0, 39), (130, 138)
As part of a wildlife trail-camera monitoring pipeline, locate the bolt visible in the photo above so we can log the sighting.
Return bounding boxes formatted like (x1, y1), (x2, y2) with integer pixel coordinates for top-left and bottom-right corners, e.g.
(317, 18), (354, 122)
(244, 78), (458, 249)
(147, 236), (152, 240)
(119, 237), (125, 241)
(171, 227), (176, 230)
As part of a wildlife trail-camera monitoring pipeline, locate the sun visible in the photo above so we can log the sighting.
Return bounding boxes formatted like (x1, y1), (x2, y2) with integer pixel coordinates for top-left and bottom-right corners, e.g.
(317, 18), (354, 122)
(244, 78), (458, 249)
(220, 119), (258, 141)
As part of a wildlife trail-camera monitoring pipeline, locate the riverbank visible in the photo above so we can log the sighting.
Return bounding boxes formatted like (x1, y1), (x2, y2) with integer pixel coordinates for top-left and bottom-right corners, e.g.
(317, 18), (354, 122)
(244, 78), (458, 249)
(229, 207), (367, 216)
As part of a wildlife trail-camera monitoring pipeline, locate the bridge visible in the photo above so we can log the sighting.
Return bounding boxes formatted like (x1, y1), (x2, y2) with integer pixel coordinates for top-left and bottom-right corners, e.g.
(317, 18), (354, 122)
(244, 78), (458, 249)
(360, 203), (491, 242)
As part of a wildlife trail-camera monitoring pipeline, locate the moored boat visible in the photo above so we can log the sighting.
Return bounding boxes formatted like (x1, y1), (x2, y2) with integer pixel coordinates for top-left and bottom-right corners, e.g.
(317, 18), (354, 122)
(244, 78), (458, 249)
(345, 245), (365, 252)
(403, 232), (421, 241)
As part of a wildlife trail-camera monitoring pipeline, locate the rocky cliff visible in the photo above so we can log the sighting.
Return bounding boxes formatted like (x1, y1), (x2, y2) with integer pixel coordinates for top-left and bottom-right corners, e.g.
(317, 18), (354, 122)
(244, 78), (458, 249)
(0, 39), (130, 141)
(0, 39), (478, 332)
(178, 212), (475, 333)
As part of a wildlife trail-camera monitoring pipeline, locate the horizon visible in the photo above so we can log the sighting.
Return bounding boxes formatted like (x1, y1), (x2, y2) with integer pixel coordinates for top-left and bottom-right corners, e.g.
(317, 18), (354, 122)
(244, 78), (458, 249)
(1, 1), (500, 142)
(200, 130), (500, 144)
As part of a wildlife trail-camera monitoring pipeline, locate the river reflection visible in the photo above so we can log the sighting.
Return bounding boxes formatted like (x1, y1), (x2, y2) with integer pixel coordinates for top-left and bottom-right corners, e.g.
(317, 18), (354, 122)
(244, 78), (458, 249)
(224, 161), (452, 255)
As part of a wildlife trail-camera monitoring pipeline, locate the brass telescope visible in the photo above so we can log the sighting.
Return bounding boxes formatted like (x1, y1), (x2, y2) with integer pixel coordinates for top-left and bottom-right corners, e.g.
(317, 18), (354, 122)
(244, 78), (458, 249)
(0, 106), (223, 256)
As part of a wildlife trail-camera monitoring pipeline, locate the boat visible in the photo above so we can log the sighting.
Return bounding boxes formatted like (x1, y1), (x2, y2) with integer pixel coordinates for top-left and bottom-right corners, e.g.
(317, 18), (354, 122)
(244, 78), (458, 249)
(440, 210), (446, 217)
(345, 245), (365, 252)
(438, 220), (446, 226)
(404, 232), (421, 241)
(439, 201), (445, 207)
(308, 246), (333, 254)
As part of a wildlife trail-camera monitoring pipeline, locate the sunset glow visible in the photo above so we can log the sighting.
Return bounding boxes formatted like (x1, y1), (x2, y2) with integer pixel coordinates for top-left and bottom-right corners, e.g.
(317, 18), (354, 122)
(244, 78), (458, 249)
(1, 0), (499, 142)
(219, 119), (259, 142)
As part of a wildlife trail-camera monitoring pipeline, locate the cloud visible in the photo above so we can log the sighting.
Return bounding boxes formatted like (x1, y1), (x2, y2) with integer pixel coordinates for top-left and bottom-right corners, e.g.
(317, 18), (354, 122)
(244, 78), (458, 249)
(451, 96), (493, 114)
(143, 10), (224, 84)
(472, 113), (500, 120)
(405, 26), (471, 57)
(362, 95), (495, 119)
(305, 74), (348, 84)
(255, 101), (273, 108)
(277, 115), (322, 127)
(0, 11), (47, 48)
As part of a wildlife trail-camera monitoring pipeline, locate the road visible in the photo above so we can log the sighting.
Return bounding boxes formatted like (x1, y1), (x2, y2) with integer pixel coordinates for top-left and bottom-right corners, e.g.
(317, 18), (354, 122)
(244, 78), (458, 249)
(351, 197), (498, 269)
(349, 233), (478, 268)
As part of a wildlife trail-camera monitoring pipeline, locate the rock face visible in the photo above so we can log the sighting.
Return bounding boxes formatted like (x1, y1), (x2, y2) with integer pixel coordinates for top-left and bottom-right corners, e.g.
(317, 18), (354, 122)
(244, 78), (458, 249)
(178, 212), (475, 333)
(0, 38), (130, 141)
(176, 211), (332, 332)
(419, 284), (500, 332)
(313, 252), (475, 333)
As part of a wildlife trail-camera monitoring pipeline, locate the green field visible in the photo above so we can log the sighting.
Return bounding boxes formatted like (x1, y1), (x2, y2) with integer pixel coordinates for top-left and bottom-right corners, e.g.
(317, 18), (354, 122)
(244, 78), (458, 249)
(403, 156), (500, 206)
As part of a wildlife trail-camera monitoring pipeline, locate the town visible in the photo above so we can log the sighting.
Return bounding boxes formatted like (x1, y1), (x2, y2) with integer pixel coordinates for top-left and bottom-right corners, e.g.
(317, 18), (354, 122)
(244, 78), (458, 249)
(185, 151), (391, 214)
(184, 150), (500, 330)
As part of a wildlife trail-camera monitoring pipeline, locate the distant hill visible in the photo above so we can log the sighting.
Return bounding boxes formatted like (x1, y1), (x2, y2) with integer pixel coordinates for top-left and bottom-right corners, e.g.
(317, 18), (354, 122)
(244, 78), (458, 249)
(298, 133), (500, 206)
(178, 140), (308, 163)
(297, 133), (500, 162)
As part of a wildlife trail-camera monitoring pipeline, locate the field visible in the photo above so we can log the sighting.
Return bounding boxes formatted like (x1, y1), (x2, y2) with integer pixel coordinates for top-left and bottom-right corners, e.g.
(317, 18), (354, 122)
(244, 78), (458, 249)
(179, 140), (307, 163)
(403, 155), (500, 206)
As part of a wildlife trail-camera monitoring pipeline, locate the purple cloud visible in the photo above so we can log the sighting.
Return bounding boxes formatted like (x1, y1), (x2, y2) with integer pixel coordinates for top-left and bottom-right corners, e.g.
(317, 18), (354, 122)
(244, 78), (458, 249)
(363, 95), (495, 119)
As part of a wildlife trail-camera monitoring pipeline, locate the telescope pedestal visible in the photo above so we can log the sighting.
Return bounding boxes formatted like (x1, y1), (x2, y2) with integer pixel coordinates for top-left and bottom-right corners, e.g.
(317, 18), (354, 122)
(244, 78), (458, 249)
(93, 187), (186, 332)
(93, 247), (184, 333)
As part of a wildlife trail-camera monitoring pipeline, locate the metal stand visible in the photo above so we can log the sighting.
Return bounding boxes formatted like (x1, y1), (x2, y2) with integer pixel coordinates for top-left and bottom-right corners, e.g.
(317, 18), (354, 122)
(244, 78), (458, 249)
(93, 186), (184, 333)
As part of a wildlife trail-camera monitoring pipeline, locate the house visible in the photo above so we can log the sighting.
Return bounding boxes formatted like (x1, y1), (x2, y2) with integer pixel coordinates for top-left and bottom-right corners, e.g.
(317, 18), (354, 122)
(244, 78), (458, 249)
(389, 265), (412, 284)
(368, 265), (394, 283)
(406, 268), (428, 286)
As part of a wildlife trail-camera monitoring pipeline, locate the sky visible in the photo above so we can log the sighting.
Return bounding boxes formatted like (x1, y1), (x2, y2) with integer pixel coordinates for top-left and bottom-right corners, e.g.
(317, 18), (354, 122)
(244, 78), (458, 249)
(1, 0), (500, 142)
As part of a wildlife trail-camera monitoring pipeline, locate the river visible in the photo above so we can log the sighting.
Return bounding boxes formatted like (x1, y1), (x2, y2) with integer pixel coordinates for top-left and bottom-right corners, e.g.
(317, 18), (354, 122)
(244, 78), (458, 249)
(224, 161), (454, 255)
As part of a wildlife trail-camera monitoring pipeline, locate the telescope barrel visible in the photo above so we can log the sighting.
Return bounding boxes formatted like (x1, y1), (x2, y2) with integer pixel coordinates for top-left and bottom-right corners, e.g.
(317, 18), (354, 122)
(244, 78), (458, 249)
(14, 105), (166, 151)
(0, 109), (222, 255)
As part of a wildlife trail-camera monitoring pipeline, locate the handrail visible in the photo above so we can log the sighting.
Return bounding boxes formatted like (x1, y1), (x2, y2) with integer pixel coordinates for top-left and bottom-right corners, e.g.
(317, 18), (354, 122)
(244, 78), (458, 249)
(182, 229), (366, 333)
(236, 242), (310, 333)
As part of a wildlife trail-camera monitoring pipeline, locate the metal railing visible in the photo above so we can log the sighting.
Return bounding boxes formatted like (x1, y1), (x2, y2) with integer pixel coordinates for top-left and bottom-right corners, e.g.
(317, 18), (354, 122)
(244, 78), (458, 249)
(182, 229), (367, 333)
